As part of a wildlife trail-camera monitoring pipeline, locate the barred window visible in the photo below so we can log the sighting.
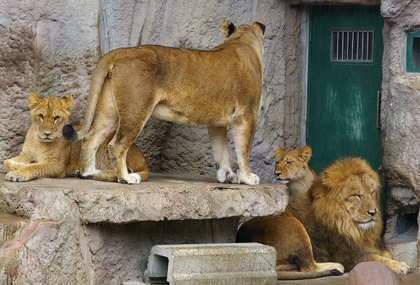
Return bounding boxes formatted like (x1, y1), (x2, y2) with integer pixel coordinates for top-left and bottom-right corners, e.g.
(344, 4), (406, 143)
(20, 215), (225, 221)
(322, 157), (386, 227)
(331, 30), (374, 62)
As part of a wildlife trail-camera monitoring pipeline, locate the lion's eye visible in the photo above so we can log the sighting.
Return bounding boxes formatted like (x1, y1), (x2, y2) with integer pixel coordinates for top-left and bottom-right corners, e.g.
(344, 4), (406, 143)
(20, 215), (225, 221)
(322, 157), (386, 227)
(38, 114), (44, 121)
(285, 161), (292, 166)
(354, 195), (362, 200)
(275, 161), (279, 165)
(53, 116), (60, 121)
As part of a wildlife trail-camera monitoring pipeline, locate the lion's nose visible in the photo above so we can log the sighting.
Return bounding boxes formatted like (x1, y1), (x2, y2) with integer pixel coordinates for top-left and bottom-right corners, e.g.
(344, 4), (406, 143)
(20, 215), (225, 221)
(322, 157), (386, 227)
(44, 132), (51, 137)
(368, 208), (378, 216)
(274, 171), (282, 178)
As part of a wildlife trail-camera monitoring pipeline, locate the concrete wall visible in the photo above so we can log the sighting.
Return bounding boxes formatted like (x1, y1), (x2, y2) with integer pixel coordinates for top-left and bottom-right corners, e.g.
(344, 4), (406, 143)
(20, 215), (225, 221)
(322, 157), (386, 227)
(0, 0), (305, 183)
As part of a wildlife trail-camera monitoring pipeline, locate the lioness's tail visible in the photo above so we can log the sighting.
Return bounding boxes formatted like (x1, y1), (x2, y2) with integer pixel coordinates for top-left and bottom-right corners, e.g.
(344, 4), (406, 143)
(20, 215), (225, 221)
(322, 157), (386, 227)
(63, 53), (113, 142)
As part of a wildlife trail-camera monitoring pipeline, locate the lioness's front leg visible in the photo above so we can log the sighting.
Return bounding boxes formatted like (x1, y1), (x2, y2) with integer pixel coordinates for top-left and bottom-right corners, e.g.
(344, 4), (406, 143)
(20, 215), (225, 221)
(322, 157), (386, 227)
(232, 119), (260, 185)
(207, 126), (237, 183)
(80, 78), (119, 178)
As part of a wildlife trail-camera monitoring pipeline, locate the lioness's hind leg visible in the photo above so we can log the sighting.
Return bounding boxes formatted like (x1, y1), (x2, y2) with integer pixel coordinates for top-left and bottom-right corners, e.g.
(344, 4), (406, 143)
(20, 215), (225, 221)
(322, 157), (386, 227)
(126, 144), (149, 182)
(108, 107), (153, 184)
(81, 79), (118, 178)
(207, 126), (237, 183)
(109, 134), (144, 184)
(232, 119), (260, 185)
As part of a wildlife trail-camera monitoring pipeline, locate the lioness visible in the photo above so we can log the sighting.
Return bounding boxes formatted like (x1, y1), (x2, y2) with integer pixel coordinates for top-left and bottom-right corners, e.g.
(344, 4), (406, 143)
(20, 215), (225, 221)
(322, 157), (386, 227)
(4, 93), (148, 182)
(237, 155), (410, 279)
(63, 20), (266, 185)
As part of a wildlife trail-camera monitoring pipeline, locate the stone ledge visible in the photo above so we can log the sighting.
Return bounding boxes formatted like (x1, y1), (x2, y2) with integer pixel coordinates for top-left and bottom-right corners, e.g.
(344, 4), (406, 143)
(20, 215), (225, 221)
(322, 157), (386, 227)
(0, 174), (288, 223)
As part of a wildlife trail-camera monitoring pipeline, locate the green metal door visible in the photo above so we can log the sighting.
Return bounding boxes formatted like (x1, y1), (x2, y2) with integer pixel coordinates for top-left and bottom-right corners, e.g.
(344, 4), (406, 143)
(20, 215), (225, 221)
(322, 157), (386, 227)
(307, 5), (384, 174)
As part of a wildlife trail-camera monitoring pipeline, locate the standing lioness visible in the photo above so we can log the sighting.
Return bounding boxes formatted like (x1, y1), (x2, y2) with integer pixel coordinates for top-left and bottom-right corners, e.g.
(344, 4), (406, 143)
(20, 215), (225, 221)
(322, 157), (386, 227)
(64, 20), (266, 185)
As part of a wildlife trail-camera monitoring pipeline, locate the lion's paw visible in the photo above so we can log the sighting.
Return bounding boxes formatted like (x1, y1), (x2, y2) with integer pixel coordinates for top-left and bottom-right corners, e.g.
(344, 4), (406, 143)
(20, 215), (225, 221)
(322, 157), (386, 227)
(118, 173), (141, 184)
(238, 171), (260, 185)
(5, 170), (31, 182)
(390, 260), (410, 274)
(4, 159), (26, 172)
(81, 168), (101, 178)
(217, 168), (237, 183)
(317, 262), (344, 274)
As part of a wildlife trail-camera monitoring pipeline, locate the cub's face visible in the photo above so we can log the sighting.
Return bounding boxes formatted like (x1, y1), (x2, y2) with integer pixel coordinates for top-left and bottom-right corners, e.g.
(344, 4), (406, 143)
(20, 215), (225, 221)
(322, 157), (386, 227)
(343, 175), (380, 231)
(28, 93), (72, 142)
(274, 146), (312, 184)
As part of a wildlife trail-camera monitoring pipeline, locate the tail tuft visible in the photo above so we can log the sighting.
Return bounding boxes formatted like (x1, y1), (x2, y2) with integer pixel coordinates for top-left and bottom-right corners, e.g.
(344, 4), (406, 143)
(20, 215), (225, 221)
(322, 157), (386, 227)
(63, 124), (78, 141)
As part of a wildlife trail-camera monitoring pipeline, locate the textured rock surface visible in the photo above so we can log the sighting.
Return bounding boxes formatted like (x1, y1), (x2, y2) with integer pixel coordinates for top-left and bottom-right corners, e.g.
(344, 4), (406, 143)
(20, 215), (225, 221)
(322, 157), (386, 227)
(0, 175), (287, 222)
(384, 187), (418, 270)
(288, 0), (380, 5)
(381, 0), (420, 271)
(0, 175), (287, 284)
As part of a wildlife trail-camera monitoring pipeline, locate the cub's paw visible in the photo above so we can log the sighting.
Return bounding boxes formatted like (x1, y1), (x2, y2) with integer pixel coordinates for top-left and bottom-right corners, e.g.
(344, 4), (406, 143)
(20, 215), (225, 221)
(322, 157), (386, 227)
(4, 159), (26, 172)
(5, 170), (32, 182)
(238, 171), (260, 185)
(118, 173), (141, 184)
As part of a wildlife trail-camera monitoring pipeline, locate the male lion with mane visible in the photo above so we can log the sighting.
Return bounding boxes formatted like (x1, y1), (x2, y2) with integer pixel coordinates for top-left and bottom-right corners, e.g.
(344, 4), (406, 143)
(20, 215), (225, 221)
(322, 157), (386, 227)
(4, 93), (148, 182)
(237, 152), (410, 279)
(63, 20), (266, 185)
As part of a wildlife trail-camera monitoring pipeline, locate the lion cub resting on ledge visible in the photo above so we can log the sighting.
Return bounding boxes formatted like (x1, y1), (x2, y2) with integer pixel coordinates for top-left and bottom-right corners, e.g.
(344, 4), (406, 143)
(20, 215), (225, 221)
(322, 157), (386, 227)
(237, 146), (410, 279)
(4, 93), (148, 182)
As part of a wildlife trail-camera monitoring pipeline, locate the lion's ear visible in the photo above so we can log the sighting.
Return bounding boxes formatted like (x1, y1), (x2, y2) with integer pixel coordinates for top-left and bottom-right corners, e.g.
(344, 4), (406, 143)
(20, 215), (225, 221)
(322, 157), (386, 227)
(221, 20), (236, 39)
(275, 146), (285, 156)
(252, 20), (266, 36)
(28, 93), (42, 110)
(61, 94), (73, 111)
(298, 146), (312, 162)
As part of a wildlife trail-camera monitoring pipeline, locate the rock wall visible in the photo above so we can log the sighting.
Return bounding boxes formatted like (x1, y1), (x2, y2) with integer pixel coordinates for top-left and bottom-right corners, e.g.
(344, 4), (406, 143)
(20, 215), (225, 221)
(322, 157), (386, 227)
(381, 0), (420, 271)
(0, 0), (304, 183)
(0, 0), (101, 171)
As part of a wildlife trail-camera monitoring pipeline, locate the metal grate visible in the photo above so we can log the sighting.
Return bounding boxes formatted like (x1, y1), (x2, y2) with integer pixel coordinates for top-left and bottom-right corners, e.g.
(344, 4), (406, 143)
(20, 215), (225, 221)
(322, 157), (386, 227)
(331, 30), (374, 62)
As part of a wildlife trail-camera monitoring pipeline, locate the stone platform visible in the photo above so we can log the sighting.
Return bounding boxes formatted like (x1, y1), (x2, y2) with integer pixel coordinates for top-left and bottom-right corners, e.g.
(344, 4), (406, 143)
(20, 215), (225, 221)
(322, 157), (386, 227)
(0, 174), (288, 284)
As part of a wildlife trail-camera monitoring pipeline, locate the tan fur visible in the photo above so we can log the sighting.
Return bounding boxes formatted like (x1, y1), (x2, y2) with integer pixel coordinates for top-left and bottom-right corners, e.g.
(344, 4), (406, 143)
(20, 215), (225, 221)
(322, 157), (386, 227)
(237, 155), (410, 279)
(275, 146), (316, 202)
(64, 20), (266, 185)
(4, 93), (148, 182)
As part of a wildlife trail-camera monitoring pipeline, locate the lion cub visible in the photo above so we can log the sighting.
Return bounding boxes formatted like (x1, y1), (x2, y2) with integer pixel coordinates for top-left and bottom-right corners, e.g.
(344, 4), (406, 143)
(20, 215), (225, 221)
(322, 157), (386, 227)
(4, 93), (148, 182)
(274, 146), (316, 202)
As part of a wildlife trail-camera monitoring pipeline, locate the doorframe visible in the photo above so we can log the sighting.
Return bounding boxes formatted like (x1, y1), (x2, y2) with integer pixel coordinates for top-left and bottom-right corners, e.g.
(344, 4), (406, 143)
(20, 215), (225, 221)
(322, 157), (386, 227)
(299, 6), (311, 146)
